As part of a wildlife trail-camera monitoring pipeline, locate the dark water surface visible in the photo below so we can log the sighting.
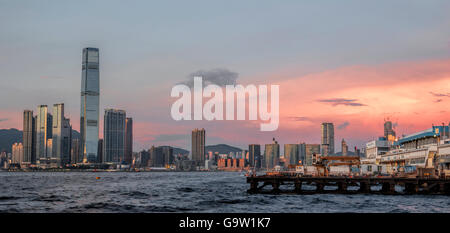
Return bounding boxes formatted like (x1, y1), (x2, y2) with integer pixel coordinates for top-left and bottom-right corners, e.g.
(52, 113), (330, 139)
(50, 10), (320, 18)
(0, 172), (448, 213)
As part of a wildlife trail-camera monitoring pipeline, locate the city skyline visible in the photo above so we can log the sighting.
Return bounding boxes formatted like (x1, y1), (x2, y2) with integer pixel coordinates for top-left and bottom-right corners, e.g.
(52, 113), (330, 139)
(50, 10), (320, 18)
(1, 1), (450, 151)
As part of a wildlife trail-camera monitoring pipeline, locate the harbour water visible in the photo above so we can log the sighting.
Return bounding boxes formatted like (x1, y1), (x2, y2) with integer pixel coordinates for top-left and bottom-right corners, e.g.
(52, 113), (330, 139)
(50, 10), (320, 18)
(0, 172), (448, 213)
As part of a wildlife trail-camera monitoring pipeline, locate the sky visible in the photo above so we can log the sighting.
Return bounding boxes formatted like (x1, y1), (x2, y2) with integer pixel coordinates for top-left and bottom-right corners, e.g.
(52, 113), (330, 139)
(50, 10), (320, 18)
(1, 0), (450, 152)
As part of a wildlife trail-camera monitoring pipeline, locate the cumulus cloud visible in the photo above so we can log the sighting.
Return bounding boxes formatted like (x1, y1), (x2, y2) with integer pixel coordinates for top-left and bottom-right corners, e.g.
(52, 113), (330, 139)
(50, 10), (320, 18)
(181, 68), (238, 88)
(337, 121), (350, 130)
(317, 98), (367, 107)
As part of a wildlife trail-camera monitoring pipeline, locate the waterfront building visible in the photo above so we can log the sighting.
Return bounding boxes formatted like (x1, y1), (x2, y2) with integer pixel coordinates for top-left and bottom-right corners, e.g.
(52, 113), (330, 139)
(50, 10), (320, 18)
(71, 139), (80, 164)
(80, 47), (100, 163)
(191, 128), (205, 165)
(97, 139), (103, 164)
(103, 109), (126, 164)
(321, 122), (334, 155)
(11, 142), (23, 164)
(161, 146), (174, 166)
(36, 105), (52, 162)
(380, 125), (449, 174)
(51, 103), (72, 166)
(248, 144), (261, 168)
(298, 143), (306, 165)
(264, 138), (280, 169)
(284, 144), (300, 166)
(364, 138), (390, 160)
(149, 146), (164, 167)
(305, 144), (320, 166)
(22, 110), (35, 165)
(437, 142), (450, 176)
(46, 138), (52, 158)
(124, 117), (133, 164)
(136, 149), (150, 168)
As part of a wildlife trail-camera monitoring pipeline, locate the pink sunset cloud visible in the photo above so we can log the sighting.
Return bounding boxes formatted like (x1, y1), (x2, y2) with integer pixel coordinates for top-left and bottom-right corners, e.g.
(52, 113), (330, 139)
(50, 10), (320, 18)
(274, 59), (450, 149)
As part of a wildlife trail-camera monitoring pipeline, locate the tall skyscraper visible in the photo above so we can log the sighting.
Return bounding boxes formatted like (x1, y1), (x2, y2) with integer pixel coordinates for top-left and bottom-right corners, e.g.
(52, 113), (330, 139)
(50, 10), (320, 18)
(284, 144), (299, 166)
(103, 109), (126, 164)
(124, 117), (133, 164)
(23, 110), (35, 165)
(191, 128), (205, 165)
(321, 122), (334, 155)
(248, 144), (261, 168)
(36, 105), (52, 161)
(52, 103), (72, 166)
(264, 138), (280, 169)
(80, 47), (100, 163)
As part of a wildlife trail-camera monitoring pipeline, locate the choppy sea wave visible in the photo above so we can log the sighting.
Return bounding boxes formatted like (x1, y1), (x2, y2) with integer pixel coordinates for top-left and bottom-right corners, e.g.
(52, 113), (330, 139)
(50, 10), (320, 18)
(0, 172), (448, 213)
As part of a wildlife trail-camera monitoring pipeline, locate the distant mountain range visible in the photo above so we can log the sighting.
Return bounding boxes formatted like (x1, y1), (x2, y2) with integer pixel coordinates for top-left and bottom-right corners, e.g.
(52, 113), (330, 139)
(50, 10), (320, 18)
(0, 128), (80, 153)
(169, 147), (189, 155)
(0, 128), (22, 153)
(205, 144), (243, 154)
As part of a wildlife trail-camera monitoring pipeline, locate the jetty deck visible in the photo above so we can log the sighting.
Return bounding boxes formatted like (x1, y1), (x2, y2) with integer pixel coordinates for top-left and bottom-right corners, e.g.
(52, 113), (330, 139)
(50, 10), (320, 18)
(247, 175), (450, 195)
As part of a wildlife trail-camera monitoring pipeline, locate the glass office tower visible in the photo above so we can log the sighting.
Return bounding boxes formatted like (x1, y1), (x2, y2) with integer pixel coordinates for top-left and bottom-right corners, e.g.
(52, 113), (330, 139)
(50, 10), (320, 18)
(80, 48), (100, 163)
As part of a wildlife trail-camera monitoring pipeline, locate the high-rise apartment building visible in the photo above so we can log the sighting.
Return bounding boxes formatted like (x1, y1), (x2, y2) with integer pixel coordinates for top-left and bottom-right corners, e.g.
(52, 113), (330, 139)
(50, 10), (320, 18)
(321, 122), (334, 155)
(298, 143), (306, 165)
(191, 128), (205, 165)
(124, 117), (133, 164)
(36, 105), (52, 161)
(71, 139), (81, 164)
(284, 144), (300, 166)
(161, 146), (174, 166)
(11, 142), (23, 164)
(149, 146), (164, 167)
(264, 138), (280, 169)
(51, 103), (72, 166)
(80, 47), (100, 163)
(103, 109), (126, 164)
(97, 139), (103, 164)
(305, 144), (320, 166)
(248, 144), (261, 168)
(23, 110), (35, 165)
